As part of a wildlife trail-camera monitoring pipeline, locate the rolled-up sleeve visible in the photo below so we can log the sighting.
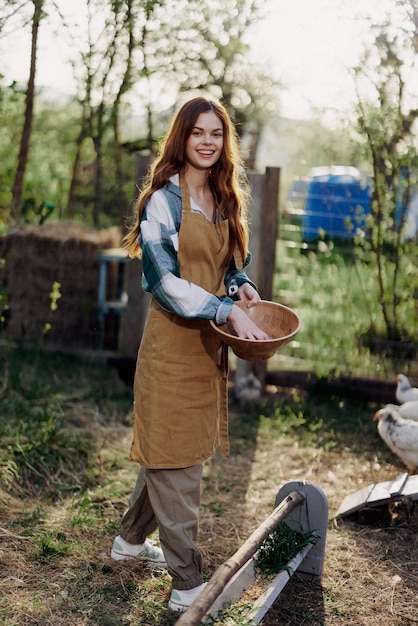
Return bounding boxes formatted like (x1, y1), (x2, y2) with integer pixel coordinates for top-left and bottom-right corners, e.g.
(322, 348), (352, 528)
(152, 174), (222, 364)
(139, 191), (230, 320)
(224, 254), (257, 300)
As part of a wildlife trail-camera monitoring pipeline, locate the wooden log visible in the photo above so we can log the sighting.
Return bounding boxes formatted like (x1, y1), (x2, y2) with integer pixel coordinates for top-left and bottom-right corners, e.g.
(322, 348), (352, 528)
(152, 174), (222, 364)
(174, 490), (305, 626)
(250, 542), (314, 623)
(265, 370), (398, 404)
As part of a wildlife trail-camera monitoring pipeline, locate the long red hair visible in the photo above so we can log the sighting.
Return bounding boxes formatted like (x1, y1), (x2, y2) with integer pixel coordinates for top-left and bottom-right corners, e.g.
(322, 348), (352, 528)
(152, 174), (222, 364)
(123, 96), (250, 268)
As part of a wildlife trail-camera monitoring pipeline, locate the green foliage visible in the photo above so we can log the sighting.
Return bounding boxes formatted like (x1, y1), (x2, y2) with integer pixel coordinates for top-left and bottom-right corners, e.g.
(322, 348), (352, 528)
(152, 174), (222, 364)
(0, 346), (132, 499)
(205, 603), (257, 626)
(254, 392), (373, 454)
(70, 491), (116, 534)
(1, 399), (91, 499)
(0, 82), (25, 223)
(273, 239), (417, 378)
(43, 280), (62, 335)
(258, 403), (331, 448)
(26, 99), (82, 212)
(255, 522), (318, 578)
(1, 0), (274, 227)
(165, 0), (277, 132)
(353, 11), (418, 344)
(0, 82), (83, 224)
(31, 531), (74, 563)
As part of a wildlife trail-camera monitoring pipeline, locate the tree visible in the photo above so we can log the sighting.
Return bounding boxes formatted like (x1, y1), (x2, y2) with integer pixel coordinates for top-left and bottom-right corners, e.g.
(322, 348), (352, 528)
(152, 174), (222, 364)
(110, 0), (135, 228)
(2, 0), (281, 227)
(67, 0), (166, 226)
(0, 84), (25, 224)
(155, 0), (278, 167)
(9, 0), (45, 223)
(66, 0), (277, 225)
(353, 1), (418, 348)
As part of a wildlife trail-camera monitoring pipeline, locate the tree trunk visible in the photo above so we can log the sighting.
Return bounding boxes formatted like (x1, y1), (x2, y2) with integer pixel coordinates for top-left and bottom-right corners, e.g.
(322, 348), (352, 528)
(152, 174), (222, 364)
(66, 128), (85, 217)
(10, 0), (44, 222)
(113, 115), (127, 230)
(92, 136), (103, 227)
(113, 0), (134, 229)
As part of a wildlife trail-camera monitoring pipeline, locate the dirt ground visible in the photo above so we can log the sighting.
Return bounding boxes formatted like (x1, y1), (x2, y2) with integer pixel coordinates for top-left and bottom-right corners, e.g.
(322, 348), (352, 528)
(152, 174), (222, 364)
(197, 402), (418, 625)
(1, 382), (418, 626)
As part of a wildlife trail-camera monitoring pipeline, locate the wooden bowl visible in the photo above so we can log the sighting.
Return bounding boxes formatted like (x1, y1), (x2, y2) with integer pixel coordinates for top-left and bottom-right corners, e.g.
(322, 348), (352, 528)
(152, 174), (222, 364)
(210, 300), (301, 361)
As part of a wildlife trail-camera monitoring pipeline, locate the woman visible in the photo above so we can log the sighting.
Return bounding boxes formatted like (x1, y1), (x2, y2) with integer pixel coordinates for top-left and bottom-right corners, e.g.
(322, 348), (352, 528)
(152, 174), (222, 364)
(111, 96), (267, 612)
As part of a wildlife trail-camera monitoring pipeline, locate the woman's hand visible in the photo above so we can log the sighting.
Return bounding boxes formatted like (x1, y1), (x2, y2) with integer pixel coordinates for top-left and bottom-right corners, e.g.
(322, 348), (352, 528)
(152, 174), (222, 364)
(227, 285), (269, 340)
(237, 283), (261, 308)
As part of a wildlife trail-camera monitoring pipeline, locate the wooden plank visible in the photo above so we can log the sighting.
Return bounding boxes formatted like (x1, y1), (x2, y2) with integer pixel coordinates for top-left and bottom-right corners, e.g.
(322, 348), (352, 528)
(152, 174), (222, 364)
(203, 558), (255, 621)
(265, 370), (398, 404)
(337, 473), (418, 518)
(204, 543), (314, 625)
(249, 543), (313, 623)
(236, 169), (280, 390)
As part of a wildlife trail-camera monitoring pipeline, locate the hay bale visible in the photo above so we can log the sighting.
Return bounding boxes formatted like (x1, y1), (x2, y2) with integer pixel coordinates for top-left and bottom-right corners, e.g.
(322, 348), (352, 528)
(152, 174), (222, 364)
(0, 222), (122, 349)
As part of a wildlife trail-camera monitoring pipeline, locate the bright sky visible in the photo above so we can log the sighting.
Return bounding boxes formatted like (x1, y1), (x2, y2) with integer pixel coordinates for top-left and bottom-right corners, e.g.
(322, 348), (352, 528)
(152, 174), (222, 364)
(252, 0), (384, 120)
(1, 0), (388, 120)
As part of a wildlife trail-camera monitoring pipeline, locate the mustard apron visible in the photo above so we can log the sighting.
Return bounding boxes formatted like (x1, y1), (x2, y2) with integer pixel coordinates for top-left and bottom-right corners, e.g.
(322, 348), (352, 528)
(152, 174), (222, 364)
(130, 174), (233, 469)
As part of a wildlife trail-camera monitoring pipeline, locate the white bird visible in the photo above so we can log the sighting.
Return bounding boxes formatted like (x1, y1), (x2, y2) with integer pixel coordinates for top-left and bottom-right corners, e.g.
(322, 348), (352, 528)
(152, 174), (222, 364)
(374, 406), (418, 472)
(395, 374), (418, 404)
(234, 373), (262, 408)
(384, 402), (418, 422)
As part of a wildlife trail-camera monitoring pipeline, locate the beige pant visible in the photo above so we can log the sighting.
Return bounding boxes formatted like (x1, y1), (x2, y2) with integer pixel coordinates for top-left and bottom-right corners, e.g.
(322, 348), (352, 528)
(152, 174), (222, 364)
(120, 464), (203, 590)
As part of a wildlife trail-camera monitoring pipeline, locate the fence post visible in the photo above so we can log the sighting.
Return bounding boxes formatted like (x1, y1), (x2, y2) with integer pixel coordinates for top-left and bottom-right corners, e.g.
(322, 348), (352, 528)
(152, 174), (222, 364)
(236, 167), (280, 390)
(247, 167), (280, 298)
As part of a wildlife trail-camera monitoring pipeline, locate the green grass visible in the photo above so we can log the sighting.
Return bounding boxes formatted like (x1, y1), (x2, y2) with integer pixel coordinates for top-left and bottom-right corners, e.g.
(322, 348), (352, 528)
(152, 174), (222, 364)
(255, 522), (318, 578)
(205, 603), (258, 625)
(272, 241), (417, 379)
(0, 346), (132, 499)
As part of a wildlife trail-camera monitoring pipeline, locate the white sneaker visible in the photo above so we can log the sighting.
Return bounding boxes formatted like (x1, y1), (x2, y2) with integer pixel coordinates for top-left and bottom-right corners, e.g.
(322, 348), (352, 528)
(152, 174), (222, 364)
(110, 535), (167, 568)
(168, 582), (207, 612)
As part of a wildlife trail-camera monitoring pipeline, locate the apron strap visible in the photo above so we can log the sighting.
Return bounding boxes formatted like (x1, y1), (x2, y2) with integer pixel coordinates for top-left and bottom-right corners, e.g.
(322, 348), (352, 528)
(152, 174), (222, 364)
(179, 171), (192, 219)
(179, 170), (244, 270)
(219, 342), (229, 456)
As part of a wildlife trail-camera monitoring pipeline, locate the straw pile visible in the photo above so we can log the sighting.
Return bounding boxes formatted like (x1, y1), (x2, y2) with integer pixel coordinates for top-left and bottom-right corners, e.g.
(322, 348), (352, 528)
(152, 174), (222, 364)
(0, 222), (122, 349)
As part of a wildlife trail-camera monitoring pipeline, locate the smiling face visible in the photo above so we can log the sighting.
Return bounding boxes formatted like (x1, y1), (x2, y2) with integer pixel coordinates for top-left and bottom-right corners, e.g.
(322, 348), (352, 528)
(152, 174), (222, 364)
(185, 111), (224, 172)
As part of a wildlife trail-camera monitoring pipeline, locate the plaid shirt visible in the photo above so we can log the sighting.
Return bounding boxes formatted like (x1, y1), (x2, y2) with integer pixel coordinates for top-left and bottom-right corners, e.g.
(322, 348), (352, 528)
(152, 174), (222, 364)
(139, 175), (255, 324)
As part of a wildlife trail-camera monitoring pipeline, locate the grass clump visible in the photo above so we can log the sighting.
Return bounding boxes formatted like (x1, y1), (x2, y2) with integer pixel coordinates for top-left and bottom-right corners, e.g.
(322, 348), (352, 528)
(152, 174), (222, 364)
(255, 522), (318, 578)
(31, 531), (75, 563)
(0, 351), (93, 499)
(0, 346), (132, 500)
(205, 603), (257, 625)
(3, 408), (91, 499)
